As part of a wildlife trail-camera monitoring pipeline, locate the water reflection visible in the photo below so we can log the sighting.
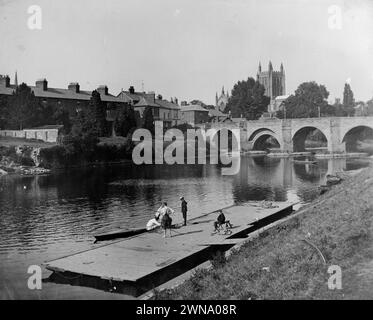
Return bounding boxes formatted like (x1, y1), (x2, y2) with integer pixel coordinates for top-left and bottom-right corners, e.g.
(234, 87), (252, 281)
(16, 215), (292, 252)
(0, 156), (370, 299)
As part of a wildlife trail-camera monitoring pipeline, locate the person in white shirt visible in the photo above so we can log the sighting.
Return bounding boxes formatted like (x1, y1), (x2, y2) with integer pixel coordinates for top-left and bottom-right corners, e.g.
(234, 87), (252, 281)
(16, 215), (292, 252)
(159, 202), (174, 237)
(146, 211), (161, 231)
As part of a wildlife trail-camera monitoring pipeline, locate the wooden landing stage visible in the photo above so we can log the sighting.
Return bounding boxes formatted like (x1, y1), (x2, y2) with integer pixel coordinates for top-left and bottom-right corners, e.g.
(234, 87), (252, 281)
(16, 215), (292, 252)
(44, 202), (293, 296)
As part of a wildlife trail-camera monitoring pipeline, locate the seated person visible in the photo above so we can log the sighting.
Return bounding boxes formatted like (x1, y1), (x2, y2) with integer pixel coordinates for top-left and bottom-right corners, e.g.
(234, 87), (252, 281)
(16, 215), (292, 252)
(214, 210), (226, 231)
(146, 212), (161, 231)
(213, 210), (232, 232)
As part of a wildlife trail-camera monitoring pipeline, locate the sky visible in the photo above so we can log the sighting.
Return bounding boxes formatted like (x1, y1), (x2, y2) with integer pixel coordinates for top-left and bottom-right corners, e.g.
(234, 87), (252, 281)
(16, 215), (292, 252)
(0, 0), (373, 105)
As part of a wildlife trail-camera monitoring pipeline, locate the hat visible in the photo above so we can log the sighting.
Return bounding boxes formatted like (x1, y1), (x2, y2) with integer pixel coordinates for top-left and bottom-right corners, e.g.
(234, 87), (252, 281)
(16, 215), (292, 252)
(180, 196), (184, 200)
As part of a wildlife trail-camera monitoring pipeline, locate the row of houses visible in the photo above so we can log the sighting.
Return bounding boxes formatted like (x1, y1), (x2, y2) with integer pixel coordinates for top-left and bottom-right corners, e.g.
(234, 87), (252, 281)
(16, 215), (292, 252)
(0, 74), (228, 142)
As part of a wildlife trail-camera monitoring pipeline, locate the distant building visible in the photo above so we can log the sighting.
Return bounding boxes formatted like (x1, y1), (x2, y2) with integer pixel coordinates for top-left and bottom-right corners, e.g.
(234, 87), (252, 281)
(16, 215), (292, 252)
(0, 75), (127, 115)
(257, 62), (286, 116)
(215, 87), (229, 112)
(208, 109), (228, 123)
(0, 74), (129, 135)
(117, 87), (181, 129)
(154, 97), (181, 128)
(180, 104), (209, 127)
(354, 102), (368, 117)
(267, 94), (290, 115)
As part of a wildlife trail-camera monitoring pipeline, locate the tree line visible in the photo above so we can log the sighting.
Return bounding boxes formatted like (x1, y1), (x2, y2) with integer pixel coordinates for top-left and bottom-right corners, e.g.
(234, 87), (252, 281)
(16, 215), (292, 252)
(224, 78), (373, 120)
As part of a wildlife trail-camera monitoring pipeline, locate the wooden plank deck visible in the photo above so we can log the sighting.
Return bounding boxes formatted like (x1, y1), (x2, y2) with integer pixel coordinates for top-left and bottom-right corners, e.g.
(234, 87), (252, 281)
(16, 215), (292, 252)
(44, 202), (293, 283)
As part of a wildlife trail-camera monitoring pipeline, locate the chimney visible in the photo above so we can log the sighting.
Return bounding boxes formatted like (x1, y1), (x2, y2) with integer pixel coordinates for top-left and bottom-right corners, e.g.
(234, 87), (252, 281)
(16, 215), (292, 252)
(97, 85), (108, 95)
(146, 92), (155, 103)
(36, 78), (48, 91)
(68, 82), (80, 93)
(0, 75), (10, 88)
(129, 86), (135, 94)
(181, 101), (188, 106)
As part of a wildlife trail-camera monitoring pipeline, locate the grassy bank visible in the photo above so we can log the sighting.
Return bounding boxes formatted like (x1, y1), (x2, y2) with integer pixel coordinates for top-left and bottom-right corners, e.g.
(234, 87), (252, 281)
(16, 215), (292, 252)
(155, 165), (373, 300)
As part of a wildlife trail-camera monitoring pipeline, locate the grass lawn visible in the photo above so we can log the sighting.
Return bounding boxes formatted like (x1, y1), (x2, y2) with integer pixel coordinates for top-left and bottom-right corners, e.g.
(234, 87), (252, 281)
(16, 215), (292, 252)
(155, 165), (373, 300)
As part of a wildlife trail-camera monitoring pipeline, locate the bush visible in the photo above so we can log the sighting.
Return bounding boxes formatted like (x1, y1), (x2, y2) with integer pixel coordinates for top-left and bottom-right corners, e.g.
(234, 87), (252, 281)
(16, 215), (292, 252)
(0, 146), (16, 159)
(39, 134), (132, 168)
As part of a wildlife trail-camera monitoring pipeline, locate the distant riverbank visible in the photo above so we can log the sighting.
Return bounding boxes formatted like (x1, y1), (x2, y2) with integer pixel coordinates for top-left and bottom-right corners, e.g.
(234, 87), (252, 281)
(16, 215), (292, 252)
(154, 164), (373, 299)
(0, 136), (134, 176)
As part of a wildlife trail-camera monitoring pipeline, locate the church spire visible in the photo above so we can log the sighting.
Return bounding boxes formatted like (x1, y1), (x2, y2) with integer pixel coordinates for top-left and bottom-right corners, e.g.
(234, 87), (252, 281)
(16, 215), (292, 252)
(268, 61), (273, 71)
(280, 62), (284, 74)
(14, 70), (18, 87)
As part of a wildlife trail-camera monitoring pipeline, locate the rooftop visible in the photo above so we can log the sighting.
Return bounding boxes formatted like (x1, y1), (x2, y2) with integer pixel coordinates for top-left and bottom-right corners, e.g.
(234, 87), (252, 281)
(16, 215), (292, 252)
(134, 96), (159, 108)
(181, 104), (209, 112)
(155, 99), (180, 110)
(208, 109), (228, 117)
(0, 83), (126, 103)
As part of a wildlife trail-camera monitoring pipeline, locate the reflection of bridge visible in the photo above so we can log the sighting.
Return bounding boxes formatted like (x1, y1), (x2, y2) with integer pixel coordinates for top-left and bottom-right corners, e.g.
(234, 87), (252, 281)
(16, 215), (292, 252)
(209, 117), (373, 153)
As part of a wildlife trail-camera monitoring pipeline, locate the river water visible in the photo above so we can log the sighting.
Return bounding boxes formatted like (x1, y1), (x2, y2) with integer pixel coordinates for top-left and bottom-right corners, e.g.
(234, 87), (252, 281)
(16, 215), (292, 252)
(0, 155), (371, 299)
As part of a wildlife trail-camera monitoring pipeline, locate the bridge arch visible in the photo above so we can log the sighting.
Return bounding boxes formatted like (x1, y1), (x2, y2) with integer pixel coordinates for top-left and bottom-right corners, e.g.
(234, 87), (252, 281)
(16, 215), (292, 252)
(341, 125), (373, 152)
(248, 128), (276, 141)
(292, 126), (329, 152)
(251, 130), (281, 151)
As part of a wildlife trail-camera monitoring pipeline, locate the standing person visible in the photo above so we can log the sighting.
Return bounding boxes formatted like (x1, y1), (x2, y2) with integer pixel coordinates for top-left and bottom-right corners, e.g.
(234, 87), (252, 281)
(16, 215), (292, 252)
(160, 202), (174, 238)
(180, 197), (188, 226)
(156, 203), (165, 218)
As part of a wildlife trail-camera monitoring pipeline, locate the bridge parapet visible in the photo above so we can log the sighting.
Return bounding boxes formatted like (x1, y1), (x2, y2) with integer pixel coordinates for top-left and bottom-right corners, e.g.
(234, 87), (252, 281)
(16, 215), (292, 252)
(208, 116), (373, 153)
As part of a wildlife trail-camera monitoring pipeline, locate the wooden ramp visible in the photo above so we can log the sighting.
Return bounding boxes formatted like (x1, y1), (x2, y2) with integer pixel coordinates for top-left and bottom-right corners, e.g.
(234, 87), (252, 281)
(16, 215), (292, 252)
(44, 202), (293, 284)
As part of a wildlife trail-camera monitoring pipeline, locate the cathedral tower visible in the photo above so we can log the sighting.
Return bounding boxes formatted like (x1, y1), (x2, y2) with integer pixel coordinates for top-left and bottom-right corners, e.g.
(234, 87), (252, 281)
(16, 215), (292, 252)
(256, 61), (286, 101)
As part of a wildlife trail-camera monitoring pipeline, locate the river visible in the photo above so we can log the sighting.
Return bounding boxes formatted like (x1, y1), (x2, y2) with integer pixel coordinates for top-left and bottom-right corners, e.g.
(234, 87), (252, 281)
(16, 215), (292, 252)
(0, 155), (371, 299)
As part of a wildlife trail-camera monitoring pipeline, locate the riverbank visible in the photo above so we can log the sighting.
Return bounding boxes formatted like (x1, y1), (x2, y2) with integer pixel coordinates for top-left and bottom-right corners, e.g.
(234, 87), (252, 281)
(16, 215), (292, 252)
(154, 164), (373, 299)
(0, 135), (134, 176)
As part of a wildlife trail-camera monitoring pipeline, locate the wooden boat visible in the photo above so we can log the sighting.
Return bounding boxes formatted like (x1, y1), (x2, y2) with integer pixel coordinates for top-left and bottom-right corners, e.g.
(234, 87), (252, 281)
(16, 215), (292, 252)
(94, 228), (148, 242)
(94, 223), (181, 242)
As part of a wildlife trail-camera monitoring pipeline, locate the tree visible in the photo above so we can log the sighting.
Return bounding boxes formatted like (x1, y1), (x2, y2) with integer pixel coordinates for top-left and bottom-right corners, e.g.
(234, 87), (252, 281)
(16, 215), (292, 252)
(53, 106), (71, 133)
(115, 105), (137, 137)
(65, 109), (99, 157)
(90, 90), (108, 137)
(342, 83), (355, 116)
(224, 77), (269, 120)
(143, 107), (154, 133)
(0, 95), (9, 129)
(71, 108), (96, 138)
(280, 81), (333, 118)
(366, 98), (373, 116)
(8, 83), (43, 130)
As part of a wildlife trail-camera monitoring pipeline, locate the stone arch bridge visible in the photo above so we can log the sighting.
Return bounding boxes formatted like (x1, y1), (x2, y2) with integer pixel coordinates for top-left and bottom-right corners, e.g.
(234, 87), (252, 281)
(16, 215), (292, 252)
(207, 117), (373, 153)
